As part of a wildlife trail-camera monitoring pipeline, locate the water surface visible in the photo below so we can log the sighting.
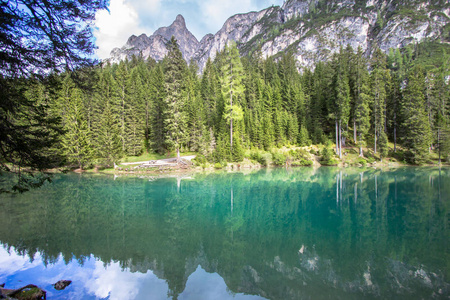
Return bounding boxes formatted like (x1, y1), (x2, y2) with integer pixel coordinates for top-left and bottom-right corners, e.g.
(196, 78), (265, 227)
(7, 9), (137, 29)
(0, 167), (448, 299)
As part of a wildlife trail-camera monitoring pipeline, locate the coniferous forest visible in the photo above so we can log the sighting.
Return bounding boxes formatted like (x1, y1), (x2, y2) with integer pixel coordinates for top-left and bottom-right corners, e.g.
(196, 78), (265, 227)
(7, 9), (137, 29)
(6, 37), (450, 174)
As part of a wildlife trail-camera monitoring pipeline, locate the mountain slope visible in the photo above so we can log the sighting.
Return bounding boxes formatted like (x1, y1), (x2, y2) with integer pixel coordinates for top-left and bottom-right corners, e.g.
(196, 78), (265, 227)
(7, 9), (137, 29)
(107, 0), (450, 71)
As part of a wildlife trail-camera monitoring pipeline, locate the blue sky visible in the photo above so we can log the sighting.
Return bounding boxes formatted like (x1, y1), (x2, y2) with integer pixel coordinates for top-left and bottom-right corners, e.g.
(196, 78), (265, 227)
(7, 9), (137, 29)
(93, 0), (284, 58)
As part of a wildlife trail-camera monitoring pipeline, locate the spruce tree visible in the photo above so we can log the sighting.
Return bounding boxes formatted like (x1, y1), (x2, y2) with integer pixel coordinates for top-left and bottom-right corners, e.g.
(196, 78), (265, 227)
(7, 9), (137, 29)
(400, 66), (432, 163)
(61, 87), (92, 169)
(370, 48), (390, 154)
(97, 102), (123, 167)
(220, 41), (245, 158)
(164, 36), (188, 161)
(124, 67), (145, 156)
(115, 60), (130, 152)
(149, 64), (167, 154)
(332, 48), (351, 158)
(352, 47), (371, 156)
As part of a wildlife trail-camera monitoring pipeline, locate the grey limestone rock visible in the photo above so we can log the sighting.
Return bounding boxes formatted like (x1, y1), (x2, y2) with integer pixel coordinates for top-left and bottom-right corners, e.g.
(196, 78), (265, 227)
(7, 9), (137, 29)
(107, 0), (449, 72)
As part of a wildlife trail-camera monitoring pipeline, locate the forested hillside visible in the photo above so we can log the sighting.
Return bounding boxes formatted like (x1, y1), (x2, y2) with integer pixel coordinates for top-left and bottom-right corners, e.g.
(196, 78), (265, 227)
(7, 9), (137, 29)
(14, 39), (450, 169)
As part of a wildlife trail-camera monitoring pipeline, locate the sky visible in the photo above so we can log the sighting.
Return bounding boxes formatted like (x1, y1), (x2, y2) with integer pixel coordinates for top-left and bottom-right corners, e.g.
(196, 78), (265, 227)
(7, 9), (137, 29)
(93, 0), (284, 59)
(1, 247), (264, 299)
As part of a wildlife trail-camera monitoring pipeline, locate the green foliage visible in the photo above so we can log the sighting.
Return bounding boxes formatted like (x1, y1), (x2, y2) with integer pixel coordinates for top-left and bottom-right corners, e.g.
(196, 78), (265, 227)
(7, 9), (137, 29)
(60, 85), (93, 169)
(250, 150), (272, 166)
(0, 0), (106, 192)
(291, 159), (313, 166)
(298, 124), (311, 146)
(400, 66), (433, 163)
(192, 154), (207, 166)
(214, 162), (223, 169)
(271, 151), (287, 166)
(320, 145), (338, 166)
(356, 157), (367, 166)
(7, 30), (450, 185)
(163, 37), (188, 159)
(378, 131), (389, 159)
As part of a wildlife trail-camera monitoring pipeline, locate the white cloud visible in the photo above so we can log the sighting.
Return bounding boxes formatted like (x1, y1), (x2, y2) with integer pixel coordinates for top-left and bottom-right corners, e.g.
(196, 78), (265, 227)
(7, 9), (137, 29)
(93, 0), (156, 59)
(202, 0), (255, 32)
(84, 260), (168, 300)
(0, 247), (42, 280)
(93, 0), (284, 59)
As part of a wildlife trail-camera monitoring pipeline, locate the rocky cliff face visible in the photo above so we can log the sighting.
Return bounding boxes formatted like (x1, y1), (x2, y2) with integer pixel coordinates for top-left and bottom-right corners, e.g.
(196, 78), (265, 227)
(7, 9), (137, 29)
(108, 14), (199, 65)
(107, 0), (449, 71)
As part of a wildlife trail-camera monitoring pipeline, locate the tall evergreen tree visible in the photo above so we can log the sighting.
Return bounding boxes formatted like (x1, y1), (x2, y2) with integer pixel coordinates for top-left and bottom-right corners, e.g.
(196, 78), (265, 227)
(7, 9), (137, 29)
(220, 41), (245, 157)
(333, 48), (351, 158)
(400, 66), (432, 163)
(124, 67), (145, 155)
(164, 36), (188, 161)
(370, 48), (390, 154)
(149, 64), (167, 154)
(115, 60), (130, 152)
(61, 87), (92, 169)
(97, 102), (123, 167)
(352, 47), (371, 156)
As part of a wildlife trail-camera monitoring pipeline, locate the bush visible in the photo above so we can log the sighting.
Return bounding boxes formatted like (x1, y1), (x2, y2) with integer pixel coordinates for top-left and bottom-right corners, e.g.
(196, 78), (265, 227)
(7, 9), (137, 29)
(250, 150), (272, 166)
(365, 155), (375, 163)
(289, 148), (310, 160)
(272, 151), (287, 166)
(291, 159), (313, 166)
(192, 154), (207, 166)
(260, 152), (272, 166)
(214, 162), (223, 169)
(356, 157), (367, 166)
(320, 146), (339, 166)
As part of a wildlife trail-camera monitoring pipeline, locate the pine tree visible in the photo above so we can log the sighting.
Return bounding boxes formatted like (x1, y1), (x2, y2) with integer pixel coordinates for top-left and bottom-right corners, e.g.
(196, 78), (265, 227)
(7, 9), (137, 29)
(201, 58), (221, 129)
(61, 87), (92, 169)
(370, 48), (390, 154)
(332, 48), (351, 158)
(97, 102), (123, 167)
(115, 60), (130, 152)
(400, 66), (432, 163)
(220, 41), (245, 158)
(164, 36), (188, 161)
(124, 67), (145, 156)
(150, 64), (167, 154)
(352, 47), (371, 156)
(298, 124), (311, 146)
(185, 62), (208, 153)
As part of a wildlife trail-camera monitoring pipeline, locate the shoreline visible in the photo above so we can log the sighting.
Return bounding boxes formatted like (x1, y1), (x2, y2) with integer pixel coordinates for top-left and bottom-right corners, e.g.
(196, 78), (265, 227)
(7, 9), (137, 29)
(87, 157), (447, 178)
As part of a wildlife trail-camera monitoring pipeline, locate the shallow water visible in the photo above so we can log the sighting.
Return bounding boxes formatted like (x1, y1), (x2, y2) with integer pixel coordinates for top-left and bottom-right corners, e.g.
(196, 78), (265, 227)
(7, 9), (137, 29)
(0, 167), (448, 299)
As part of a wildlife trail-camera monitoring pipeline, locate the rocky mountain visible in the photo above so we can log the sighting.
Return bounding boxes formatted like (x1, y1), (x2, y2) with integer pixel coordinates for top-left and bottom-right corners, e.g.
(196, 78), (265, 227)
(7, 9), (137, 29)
(109, 14), (199, 64)
(108, 0), (449, 71)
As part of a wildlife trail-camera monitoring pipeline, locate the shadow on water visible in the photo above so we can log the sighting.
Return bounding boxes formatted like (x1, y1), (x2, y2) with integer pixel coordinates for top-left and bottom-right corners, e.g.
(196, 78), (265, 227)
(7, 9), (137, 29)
(0, 167), (448, 299)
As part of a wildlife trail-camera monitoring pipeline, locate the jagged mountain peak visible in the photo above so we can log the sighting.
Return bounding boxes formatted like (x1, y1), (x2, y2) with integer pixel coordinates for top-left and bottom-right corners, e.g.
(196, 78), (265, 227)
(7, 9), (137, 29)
(107, 0), (449, 71)
(108, 14), (199, 65)
(173, 14), (186, 27)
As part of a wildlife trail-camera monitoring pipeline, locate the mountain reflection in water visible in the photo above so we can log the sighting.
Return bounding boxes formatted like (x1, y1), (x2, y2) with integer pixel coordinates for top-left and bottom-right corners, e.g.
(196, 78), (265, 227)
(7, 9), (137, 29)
(0, 167), (448, 299)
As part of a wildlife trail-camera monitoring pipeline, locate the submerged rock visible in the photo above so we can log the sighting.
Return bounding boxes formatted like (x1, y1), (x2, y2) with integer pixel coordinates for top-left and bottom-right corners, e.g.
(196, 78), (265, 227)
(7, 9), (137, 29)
(52, 280), (72, 291)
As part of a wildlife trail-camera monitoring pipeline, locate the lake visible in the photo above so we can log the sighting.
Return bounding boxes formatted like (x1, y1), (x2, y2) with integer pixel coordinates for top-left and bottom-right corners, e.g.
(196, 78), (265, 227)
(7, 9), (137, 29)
(0, 167), (448, 299)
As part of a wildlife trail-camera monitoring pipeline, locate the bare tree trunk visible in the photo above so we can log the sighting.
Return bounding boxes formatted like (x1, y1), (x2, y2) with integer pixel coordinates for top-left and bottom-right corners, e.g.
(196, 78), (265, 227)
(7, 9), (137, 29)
(438, 128), (441, 164)
(230, 63), (233, 156)
(394, 112), (397, 153)
(359, 134), (364, 157)
(354, 120), (357, 143)
(339, 119), (342, 159)
(374, 126), (377, 154)
(336, 120), (339, 155)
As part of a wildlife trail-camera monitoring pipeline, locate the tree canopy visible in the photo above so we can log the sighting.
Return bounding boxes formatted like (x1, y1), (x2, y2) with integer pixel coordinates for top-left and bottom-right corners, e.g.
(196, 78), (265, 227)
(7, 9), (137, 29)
(0, 0), (107, 192)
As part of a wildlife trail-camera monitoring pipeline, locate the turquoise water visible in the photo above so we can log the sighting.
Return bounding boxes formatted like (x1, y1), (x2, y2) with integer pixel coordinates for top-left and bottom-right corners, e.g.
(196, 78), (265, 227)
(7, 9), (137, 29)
(0, 167), (448, 299)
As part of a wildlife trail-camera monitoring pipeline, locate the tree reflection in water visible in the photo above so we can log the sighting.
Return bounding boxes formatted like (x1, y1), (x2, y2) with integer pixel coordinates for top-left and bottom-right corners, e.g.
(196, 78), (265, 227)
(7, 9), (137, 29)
(0, 167), (448, 299)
